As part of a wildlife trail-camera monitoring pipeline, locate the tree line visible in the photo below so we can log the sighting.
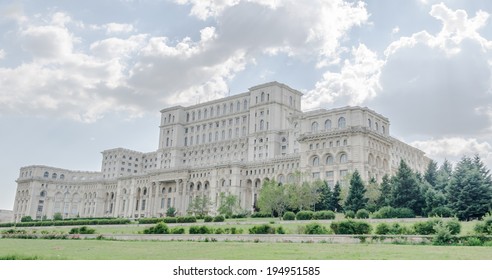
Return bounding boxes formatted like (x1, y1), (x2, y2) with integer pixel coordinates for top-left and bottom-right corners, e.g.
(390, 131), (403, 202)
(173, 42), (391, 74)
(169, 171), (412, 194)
(257, 155), (492, 221)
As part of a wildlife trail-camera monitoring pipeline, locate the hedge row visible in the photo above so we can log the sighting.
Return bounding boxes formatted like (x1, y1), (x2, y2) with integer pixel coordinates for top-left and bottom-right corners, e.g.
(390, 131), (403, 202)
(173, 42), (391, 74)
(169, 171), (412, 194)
(0, 219), (131, 227)
(283, 211), (336, 221)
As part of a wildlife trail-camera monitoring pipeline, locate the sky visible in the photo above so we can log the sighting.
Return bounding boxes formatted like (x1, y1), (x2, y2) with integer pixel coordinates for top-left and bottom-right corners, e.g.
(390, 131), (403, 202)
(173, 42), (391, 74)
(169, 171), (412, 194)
(1, 0), (492, 210)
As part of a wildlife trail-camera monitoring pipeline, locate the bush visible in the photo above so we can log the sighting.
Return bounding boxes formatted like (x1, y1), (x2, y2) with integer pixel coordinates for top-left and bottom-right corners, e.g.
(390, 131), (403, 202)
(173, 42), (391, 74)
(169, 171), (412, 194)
(163, 217), (177, 223)
(213, 215), (225, 222)
(295, 211), (314, 220)
(330, 220), (372, 235)
(203, 216), (213, 223)
(176, 216), (197, 223)
(464, 237), (483, 246)
(69, 226), (96, 234)
(429, 206), (453, 218)
(249, 224), (276, 234)
(313, 211), (335, 220)
(283, 211), (296, 221)
(413, 219), (441, 235)
(445, 219), (461, 235)
(372, 206), (415, 219)
(189, 225), (212, 234)
(375, 223), (408, 235)
(474, 214), (492, 235)
(251, 212), (272, 218)
(304, 223), (330, 234)
(143, 222), (169, 234)
(432, 223), (456, 245)
(170, 227), (185, 234)
(138, 218), (163, 224)
(276, 226), (286, 234)
(53, 213), (63, 221)
(344, 210), (355, 219)
(166, 207), (177, 217)
(355, 209), (370, 219)
(20, 216), (33, 222)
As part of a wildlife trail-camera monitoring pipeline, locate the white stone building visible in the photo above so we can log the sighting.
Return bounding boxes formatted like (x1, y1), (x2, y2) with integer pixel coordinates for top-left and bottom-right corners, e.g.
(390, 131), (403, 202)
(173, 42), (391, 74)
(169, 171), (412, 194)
(13, 82), (429, 222)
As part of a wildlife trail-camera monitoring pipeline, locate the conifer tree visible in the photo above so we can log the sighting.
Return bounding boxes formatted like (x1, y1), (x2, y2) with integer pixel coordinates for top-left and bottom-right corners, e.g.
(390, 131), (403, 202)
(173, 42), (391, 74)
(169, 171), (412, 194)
(315, 180), (332, 211)
(344, 170), (368, 212)
(424, 160), (438, 187)
(391, 160), (424, 215)
(376, 174), (392, 209)
(331, 181), (343, 212)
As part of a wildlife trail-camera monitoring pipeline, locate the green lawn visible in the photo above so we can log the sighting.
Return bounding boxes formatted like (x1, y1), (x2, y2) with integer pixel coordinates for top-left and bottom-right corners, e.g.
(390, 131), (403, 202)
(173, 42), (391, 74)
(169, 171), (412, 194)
(0, 239), (491, 260)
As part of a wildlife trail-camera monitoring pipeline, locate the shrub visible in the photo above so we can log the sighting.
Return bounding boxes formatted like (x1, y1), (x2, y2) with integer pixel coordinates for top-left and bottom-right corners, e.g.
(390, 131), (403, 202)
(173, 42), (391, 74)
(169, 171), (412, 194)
(204, 216), (213, 223)
(276, 226), (286, 234)
(372, 206), (415, 219)
(445, 219), (461, 235)
(213, 215), (225, 222)
(166, 207), (177, 217)
(464, 237), (483, 246)
(304, 223), (330, 234)
(251, 212), (272, 218)
(375, 223), (408, 235)
(138, 218), (164, 224)
(170, 227), (185, 234)
(177, 216), (197, 223)
(296, 211), (314, 220)
(69, 226), (95, 234)
(344, 210), (355, 219)
(313, 211), (335, 220)
(143, 222), (169, 234)
(189, 225), (212, 234)
(163, 217), (177, 224)
(283, 211), (296, 221)
(413, 219), (441, 235)
(330, 220), (372, 234)
(432, 223), (456, 245)
(53, 213), (63, 221)
(355, 209), (370, 219)
(20, 216), (33, 222)
(214, 228), (224, 234)
(474, 214), (492, 235)
(429, 206), (453, 218)
(249, 224), (276, 234)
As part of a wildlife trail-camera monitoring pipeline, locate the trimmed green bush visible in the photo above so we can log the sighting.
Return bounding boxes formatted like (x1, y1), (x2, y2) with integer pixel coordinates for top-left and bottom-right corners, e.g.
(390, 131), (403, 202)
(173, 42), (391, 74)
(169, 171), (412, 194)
(429, 206), (453, 218)
(138, 218), (164, 224)
(445, 219), (461, 235)
(189, 225), (212, 234)
(372, 206), (415, 219)
(170, 227), (185, 234)
(330, 220), (372, 235)
(296, 211), (314, 220)
(143, 222), (169, 234)
(355, 209), (370, 219)
(69, 226), (96, 234)
(283, 211), (296, 221)
(213, 215), (225, 222)
(176, 216), (197, 223)
(304, 223), (330, 234)
(413, 219), (441, 235)
(344, 210), (355, 219)
(313, 211), (335, 220)
(248, 224), (276, 234)
(474, 215), (492, 235)
(375, 223), (408, 235)
(163, 217), (177, 223)
(251, 212), (272, 218)
(203, 216), (213, 223)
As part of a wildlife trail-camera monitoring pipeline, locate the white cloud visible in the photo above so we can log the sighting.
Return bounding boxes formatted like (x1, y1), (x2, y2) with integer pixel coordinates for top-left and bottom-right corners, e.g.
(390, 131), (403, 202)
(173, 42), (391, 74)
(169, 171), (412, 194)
(303, 44), (384, 110)
(104, 23), (135, 34)
(411, 137), (492, 167)
(0, 49), (5, 60)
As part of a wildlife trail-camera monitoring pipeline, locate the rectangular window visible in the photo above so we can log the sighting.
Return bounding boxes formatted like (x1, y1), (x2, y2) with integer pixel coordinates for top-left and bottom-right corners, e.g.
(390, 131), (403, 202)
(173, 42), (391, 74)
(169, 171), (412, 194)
(312, 172), (320, 179)
(326, 171), (334, 178)
(141, 199), (146, 211)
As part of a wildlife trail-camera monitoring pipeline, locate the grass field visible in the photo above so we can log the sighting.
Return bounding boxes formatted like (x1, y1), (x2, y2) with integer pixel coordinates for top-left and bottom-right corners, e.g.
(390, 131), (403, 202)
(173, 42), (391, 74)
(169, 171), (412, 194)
(0, 239), (491, 260)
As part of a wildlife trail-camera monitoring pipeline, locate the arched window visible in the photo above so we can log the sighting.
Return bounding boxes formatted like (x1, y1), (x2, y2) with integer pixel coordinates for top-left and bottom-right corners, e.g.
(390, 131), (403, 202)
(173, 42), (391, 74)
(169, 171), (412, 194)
(368, 119), (372, 128)
(204, 109), (208, 118)
(375, 122), (379, 132)
(216, 105), (220, 116)
(60, 174), (65, 180)
(243, 100), (248, 110)
(382, 125), (385, 134)
(143, 188), (147, 196)
(186, 113), (190, 122)
(289, 96), (293, 106)
(211, 107), (214, 117)
(40, 191), (46, 197)
(311, 122), (318, 133)
(326, 155), (334, 165)
(192, 111), (195, 121)
(261, 92), (265, 102)
(43, 172), (49, 178)
(237, 101), (240, 111)
(324, 119), (331, 130)
(52, 173), (57, 179)
(230, 103), (233, 113)
(223, 104), (227, 115)
(197, 110), (201, 120)
(312, 156), (320, 166)
(340, 153), (348, 164)
(260, 120), (264, 130)
(338, 117), (346, 129)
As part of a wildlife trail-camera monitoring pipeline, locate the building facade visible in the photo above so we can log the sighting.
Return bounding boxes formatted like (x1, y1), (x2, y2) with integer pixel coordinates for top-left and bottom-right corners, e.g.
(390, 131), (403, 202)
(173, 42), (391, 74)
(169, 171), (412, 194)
(13, 82), (429, 222)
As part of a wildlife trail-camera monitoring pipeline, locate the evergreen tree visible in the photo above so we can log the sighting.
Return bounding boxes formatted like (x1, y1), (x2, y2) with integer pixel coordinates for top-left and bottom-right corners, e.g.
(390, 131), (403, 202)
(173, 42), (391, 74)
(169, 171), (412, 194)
(365, 177), (380, 212)
(448, 156), (492, 220)
(424, 160), (438, 187)
(376, 174), (392, 208)
(330, 181), (343, 212)
(315, 180), (333, 211)
(344, 170), (368, 212)
(391, 160), (424, 215)
(435, 159), (453, 193)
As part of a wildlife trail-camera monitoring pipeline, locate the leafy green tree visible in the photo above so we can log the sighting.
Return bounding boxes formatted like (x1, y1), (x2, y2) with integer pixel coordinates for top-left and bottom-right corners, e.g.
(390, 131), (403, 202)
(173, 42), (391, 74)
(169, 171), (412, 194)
(53, 212), (63, 220)
(218, 193), (240, 217)
(330, 181), (343, 212)
(391, 160), (424, 215)
(424, 160), (439, 187)
(315, 180), (333, 211)
(447, 156), (492, 221)
(365, 177), (380, 212)
(376, 174), (392, 209)
(257, 179), (289, 218)
(344, 170), (368, 212)
(187, 195), (211, 216)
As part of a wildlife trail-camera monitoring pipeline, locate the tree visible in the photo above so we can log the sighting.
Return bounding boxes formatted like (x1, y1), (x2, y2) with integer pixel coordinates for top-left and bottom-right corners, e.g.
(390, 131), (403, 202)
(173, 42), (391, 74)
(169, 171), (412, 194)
(330, 181), (343, 212)
(218, 193), (240, 217)
(391, 160), (424, 215)
(166, 207), (177, 217)
(53, 212), (63, 221)
(424, 160), (439, 187)
(187, 195), (211, 216)
(447, 156), (492, 221)
(435, 159), (453, 193)
(365, 177), (380, 212)
(287, 180), (321, 211)
(376, 174), (392, 209)
(344, 170), (368, 212)
(257, 179), (289, 218)
(422, 182), (446, 216)
(315, 180), (333, 211)
(21, 216), (33, 222)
